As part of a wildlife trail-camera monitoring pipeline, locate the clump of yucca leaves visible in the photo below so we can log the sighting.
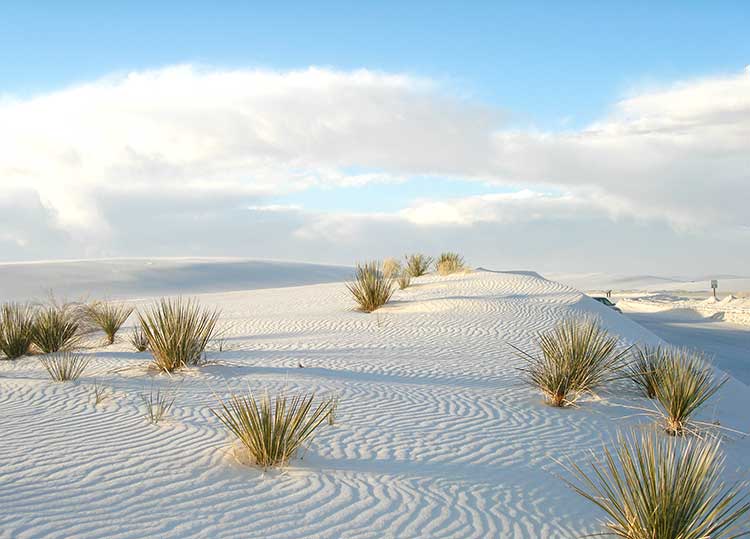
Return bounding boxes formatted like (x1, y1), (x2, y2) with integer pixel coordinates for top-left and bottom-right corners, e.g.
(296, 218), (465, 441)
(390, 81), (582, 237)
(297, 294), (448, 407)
(32, 303), (83, 353)
(652, 347), (726, 436)
(85, 301), (134, 345)
(511, 316), (629, 407)
(397, 270), (411, 290)
(382, 257), (402, 279)
(141, 385), (177, 424)
(138, 298), (220, 373)
(564, 431), (750, 539)
(405, 254), (433, 277)
(212, 391), (335, 469)
(39, 352), (90, 382)
(627, 345), (665, 399)
(346, 261), (395, 313)
(0, 302), (36, 359)
(130, 326), (149, 352)
(435, 252), (465, 275)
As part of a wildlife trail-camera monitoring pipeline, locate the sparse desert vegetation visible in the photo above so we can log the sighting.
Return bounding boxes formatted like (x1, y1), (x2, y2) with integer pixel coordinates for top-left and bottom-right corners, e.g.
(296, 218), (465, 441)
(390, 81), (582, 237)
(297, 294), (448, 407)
(138, 298), (220, 373)
(141, 385), (176, 424)
(565, 431), (750, 539)
(32, 303), (83, 353)
(346, 261), (395, 312)
(511, 316), (630, 407)
(626, 345), (664, 398)
(397, 270), (411, 290)
(436, 252), (465, 275)
(0, 302), (36, 359)
(212, 391), (335, 469)
(86, 301), (134, 345)
(405, 253), (433, 277)
(39, 352), (90, 382)
(382, 257), (402, 279)
(130, 325), (149, 351)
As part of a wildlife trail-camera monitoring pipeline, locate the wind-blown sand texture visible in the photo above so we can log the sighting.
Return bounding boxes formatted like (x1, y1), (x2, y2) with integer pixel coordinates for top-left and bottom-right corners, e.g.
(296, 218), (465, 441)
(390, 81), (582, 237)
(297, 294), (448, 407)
(1, 268), (748, 538)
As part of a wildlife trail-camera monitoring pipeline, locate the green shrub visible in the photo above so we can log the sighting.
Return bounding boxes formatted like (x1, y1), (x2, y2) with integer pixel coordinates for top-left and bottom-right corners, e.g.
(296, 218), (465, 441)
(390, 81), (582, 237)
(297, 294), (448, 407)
(212, 391), (334, 469)
(0, 302), (36, 359)
(85, 301), (134, 345)
(138, 298), (220, 373)
(39, 352), (89, 382)
(405, 254), (433, 277)
(32, 304), (82, 353)
(626, 345), (665, 398)
(565, 431), (750, 539)
(346, 261), (395, 312)
(511, 316), (629, 407)
(435, 252), (465, 275)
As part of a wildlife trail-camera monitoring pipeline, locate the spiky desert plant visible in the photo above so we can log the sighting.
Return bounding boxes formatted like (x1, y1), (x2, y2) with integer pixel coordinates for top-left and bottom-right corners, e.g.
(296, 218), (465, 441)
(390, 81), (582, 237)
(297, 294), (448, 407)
(397, 270), (411, 290)
(564, 431), (750, 539)
(85, 301), (134, 345)
(328, 392), (340, 426)
(32, 303), (82, 353)
(510, 316), (630, 407)
(405, 253), (433, 277)
(212, 391), (334, 469)
(0, 302), (36, 359)
(130, 325), (149, 352)
(138, 298), (220, 373)
(39, 352), (89, 382)
(653, 347), (726, 436)
(91, 379), (108, 405)
(435, 252), (465, 275)
(382, 257), (402, 279)
(141, 385), (176, 424)
(626, 345), (666, 399)
(346, 261), (395, 313)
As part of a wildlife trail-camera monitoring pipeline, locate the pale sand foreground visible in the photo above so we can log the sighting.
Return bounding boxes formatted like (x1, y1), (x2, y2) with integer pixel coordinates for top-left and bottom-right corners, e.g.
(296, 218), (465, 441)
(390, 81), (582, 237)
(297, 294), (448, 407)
(1, 269), (749, 538)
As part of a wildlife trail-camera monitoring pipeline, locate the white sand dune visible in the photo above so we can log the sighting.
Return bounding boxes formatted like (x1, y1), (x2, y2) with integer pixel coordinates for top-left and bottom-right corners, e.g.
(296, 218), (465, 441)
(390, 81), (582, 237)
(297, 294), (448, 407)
(1, 267), (749, 538)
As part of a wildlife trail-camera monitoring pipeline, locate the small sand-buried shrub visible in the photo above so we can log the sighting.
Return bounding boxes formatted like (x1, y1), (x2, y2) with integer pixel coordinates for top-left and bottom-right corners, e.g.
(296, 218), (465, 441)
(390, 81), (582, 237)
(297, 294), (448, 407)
(382, 257), (402, 279)
(32, 304), (82, 353)
(130, 326), (149, 352)
(653, 347), (726, 436)
(0, 303), (36, 359)
(39, 352), (89, 382)
(397, 270), (411, 290)
(511, 316), (629, 407)
(435, 252), (465, 275)
(138, 298), (220, 373)
(346, 261), (395, 313)
(141, 385), (176, 424)
(405, 254), (432, 277)
(86, 301), (134, 345)
(564, 431), (750, 539)
(212, 391), (334, 469)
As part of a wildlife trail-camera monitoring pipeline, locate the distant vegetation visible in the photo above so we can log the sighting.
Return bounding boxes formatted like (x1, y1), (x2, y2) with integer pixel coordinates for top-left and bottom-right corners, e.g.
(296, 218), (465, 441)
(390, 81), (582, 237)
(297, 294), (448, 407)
(346, 261), (395, 312)
(405, 254), (433, 277)
(382, 257), (402, 279)
(435, 252), (465, 275)
(397, 270), (411, 290)
(32, 303), (83, 353)
(85, 301), (134, 345)
(39, 352), (89, 382)
(0, 303), (36, 359)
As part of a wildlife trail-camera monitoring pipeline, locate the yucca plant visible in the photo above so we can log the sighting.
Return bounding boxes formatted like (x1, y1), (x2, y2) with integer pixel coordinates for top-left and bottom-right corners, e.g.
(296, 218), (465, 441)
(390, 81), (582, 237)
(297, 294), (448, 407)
(141, 385), (177, 424)
(405, 253), (433, 277)
(138, 298), (220, 373)
(382, 257), (402, 279)
(435, 252), (465, 275)
(0, 302), (36, 359)
(346, 261), (395, 313)
(85, 301), (134, 345)
(510, 316), (630, 407)
(564, 431), (750, 539)
(39, 352), (90, 382)
(212, 391), (334, 469)
(130, 325), (149, 352)
(653, 347), (726, 436)
(397, 270), (411, 290)
(32, 303), (82, 353)
(91, 379), (108, 405)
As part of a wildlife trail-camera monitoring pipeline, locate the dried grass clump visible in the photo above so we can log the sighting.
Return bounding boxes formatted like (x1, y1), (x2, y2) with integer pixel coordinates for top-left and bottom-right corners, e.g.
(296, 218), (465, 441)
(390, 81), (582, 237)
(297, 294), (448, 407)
(138, 298), (220, 373)
(346, 262), (394, 313)
(397, 270), (411, 290)
(435, 252), (465, 275)
(0, 303), (36, 359)
(130, 326), (149, 352)
(212, 391), (334, 469)
(39, 352), (89, 382)
(382, 257), (402, 279)
(85, 301), (134, 345)
(405, 254), (433, 277)
(32, 303), (82, 353)
(511, 316), (629, 407)
(565, 431), (750, 539)
(653, 347), (726, 436)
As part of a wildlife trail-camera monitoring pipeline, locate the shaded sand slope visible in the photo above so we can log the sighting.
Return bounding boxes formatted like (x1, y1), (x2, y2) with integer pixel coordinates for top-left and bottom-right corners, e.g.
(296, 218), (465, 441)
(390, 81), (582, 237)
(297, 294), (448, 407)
(1, 270), (748, 538)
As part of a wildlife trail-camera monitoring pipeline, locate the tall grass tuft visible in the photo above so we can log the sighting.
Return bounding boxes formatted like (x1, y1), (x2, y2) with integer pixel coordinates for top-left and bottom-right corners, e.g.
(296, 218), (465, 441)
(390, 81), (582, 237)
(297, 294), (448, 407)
(564, 431), (750, 539)
(382, 257), (402, 279)
(130, 325), (149, 352)
(32, 303), (82, 353)
(138, 298), (220, 373)
(86, 301), (134, 345)
(0, 303), (36, 359)
(39, 352), (89, 382)
(346, 261), (395, 313)
(141, 385), (177, 424)
(626, 345), (666, 399)
(212, 391), (334, 469)
(511, 316), (629, 407)
(397, 270), (411, 290)
(435, 252), (465, 275)
(405, 254), (433, 277)
(653, 347), (726, 436)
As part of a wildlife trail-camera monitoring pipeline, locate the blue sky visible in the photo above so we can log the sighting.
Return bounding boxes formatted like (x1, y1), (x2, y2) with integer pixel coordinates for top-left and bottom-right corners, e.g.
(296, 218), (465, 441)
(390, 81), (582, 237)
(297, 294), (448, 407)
(1, 2), (749, 273)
